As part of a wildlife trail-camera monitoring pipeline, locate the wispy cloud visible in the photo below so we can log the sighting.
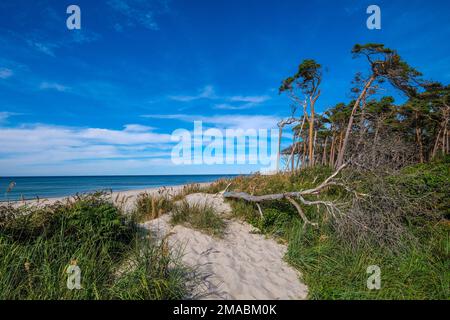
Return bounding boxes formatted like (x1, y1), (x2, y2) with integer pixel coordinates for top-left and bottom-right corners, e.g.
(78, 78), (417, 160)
(142, 113), (279, 129)
(108, 0), (169, 31)
(40, 82), (70, 92)
(169, 85), (272, 109)
(0, 123), (171, 151)
(70, 30), (101, 44)
(169, 85), (216, 102)
(344, 3), (365, 16)
(26, 40), (56, 57)
(124, 124), (155, 132)
(229, 95), (271, 104)
(25, 29), (101, 57)
(213, 103), (252, 110)
(214, 95), (271, 110)
(0, 68), (13, 79)
(114, 23), (125, 32)
(0, 111), (20, 123)
(0, 112), (12, 122)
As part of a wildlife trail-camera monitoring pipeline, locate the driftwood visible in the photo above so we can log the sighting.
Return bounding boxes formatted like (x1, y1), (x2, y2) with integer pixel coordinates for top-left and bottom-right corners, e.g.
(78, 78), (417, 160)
(223, 164), (348, 227)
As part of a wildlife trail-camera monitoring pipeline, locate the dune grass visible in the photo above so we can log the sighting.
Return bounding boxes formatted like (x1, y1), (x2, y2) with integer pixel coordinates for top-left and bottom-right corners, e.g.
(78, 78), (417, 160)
(133, 183), (210, 222)
(222, 159), (450, 299)
(285, 219), (449, 299)
(0, 193), (190, 300)
(171, 200), (226, 237)
(134, 191), (175, 222)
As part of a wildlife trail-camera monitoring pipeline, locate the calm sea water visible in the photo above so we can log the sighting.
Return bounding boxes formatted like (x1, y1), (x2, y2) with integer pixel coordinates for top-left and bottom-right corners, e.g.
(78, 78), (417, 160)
(0, 175), (237, 202)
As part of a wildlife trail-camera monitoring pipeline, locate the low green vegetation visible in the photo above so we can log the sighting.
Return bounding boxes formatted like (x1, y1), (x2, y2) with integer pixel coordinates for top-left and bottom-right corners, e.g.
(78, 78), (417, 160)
(0, 193), (190, 300)
(171, 183), (206, 201)
(133, 183), (209, 222)
(171, 200), (226, 238)
(134, 191), (175, 222)
(216, 158), (450, 299)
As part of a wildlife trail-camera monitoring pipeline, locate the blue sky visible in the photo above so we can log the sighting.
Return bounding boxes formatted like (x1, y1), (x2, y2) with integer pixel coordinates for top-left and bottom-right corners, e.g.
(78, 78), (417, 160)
(1, 0), (449, 176)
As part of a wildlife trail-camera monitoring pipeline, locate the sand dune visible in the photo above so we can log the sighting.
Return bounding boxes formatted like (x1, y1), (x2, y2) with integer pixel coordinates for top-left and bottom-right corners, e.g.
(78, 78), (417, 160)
(143, 193), (308, 300)
(12, 186), (308, 299)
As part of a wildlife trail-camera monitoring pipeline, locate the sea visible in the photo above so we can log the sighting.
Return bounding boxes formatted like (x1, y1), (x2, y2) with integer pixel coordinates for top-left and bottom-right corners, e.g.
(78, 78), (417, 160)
(0, 175), (237, 202)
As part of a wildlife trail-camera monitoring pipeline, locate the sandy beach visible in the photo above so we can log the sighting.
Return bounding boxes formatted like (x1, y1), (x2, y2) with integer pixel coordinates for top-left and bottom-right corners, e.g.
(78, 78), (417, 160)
(9, 183), (308, 300)
(11, 183), (208, 210)
(144, 192), (308, 299)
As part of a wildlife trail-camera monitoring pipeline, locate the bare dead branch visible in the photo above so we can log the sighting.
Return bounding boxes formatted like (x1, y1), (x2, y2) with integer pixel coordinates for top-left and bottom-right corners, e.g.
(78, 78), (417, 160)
(286, 196), (318, 227)
(222, 164), (348, 225)
(255, 203), (264, 218)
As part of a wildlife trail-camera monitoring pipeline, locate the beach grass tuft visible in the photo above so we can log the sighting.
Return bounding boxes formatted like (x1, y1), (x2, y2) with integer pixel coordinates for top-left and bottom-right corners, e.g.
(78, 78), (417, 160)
(134, 191), (175, 222)
(171, 200), (226, 237)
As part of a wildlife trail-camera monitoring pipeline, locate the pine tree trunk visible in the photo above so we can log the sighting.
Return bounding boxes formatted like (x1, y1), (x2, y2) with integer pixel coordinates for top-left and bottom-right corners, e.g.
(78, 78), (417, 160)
(295, 143), (302, 170)
(308, 102), (315, 167)
(415, 126), (424, 163)
(302, 140), (307, 168)
(276, 127), (282, 172)
(432, 127), (443, 159)
(322, 136), (328, 165)
(290, 142), (296, 172)
(443, 128), (447, 154)
(329, 134), (336, 167)
(356, 96), (368, 151)
(312, 130), (317, 166)
(336, 131), (344, 167)
(336, 75), (376, 168)
(445, 130), (450, 154)
(308, 95), (320, 167)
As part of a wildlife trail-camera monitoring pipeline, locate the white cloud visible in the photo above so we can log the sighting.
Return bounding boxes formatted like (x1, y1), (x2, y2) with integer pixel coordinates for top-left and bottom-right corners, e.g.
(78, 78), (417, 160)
(213, 103), (252, 110)
(114, 23), (124, 32)
(169, 85), (271, 110)
(0, 68), (13, 79)
(0, 111), (20, 123)
(108, 0), (167, 31)
(229, 95), (271, 104)
(0, 124), (172, 164)
(142, 113), (279, 130)
(26, 40), (56, 57)
(124, 124), (155, 132)
(40, 82), (70, 92)
(169, 85), (216, 102)
(0, 119), (274, 175)
(24, 31), (100, 58)
(70, 31), (101, 44)
(79, 127), (171, 145)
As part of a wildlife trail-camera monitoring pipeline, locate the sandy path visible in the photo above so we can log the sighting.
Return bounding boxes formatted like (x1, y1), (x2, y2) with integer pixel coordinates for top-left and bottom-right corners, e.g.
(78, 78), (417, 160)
(143, 193), (308, 300)
(11, 185), (308, 299)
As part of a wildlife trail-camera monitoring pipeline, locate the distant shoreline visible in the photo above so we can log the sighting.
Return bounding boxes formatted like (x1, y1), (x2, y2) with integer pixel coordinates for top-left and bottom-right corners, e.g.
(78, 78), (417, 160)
(0, 174), (242, 178)
(6, 182), (215, 212)
(0, 174), (237, 203)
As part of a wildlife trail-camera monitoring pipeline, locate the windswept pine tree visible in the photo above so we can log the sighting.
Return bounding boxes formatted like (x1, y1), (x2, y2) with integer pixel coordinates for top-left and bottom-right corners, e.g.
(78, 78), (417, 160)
(279, 59), (323, 168)
(336, 43), (424, 168)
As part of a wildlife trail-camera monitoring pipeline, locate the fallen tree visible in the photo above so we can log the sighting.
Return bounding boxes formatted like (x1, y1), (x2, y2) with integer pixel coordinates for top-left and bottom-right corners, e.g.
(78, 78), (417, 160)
(222, 164), (350, 227)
